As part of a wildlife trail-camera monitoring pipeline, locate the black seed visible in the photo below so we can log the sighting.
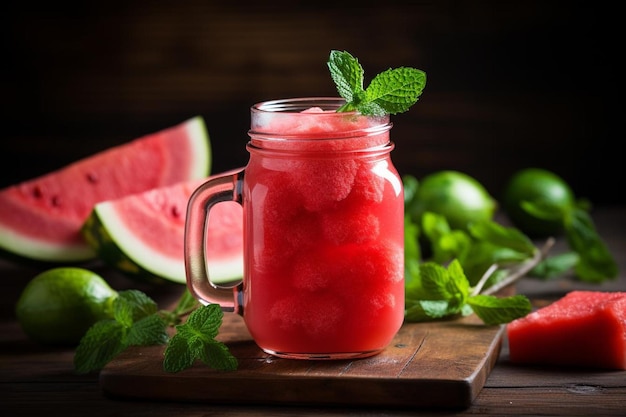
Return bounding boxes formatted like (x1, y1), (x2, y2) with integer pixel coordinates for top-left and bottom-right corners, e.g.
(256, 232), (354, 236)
(86, 172), (99, 183)
(32, 186), (43, 199)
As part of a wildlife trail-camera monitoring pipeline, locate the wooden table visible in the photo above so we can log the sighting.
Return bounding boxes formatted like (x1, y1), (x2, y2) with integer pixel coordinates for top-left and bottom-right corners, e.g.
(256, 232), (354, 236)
(2, 207), (625, 416)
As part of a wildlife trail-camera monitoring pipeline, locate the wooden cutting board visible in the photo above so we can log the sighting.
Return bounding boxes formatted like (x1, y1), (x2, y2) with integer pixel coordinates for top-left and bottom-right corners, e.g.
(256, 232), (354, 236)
(100, 313), (504, 409)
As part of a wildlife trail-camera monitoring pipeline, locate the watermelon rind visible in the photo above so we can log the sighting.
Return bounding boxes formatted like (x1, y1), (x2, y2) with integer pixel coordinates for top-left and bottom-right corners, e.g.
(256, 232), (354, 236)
(82, 189), (243, 286)
(0, 116), (211, 264)
(0, 224), (95, 264)
(184, 116), (212, 180)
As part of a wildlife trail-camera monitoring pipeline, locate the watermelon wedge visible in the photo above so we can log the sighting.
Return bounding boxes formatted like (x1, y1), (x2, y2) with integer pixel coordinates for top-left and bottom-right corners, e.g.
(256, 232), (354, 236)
(507, 291), (626, 370)
(82, 177), (243, 285)
(0, 117), (211, 263)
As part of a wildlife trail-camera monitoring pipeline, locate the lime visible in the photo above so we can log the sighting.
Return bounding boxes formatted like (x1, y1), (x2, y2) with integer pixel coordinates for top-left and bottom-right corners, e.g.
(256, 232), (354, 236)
(406, 170), (497, 231)
(502, 168), (574, 237)
(15, 267), (118, 345)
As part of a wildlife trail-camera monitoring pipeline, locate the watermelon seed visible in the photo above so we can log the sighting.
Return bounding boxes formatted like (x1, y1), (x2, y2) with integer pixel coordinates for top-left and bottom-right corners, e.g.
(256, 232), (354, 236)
(32, 186), (43, 199)
(86, 172), (99, 183)
(171, 206), (181, 218)
(51, 195), (62, 207)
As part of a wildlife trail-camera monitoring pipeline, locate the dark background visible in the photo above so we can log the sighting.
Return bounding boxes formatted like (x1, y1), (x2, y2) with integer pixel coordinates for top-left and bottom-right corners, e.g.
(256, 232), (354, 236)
(2, 1), (622, 206)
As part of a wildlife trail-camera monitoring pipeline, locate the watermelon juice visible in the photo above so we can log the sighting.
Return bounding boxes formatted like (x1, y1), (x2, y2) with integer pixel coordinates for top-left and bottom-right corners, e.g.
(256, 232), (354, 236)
(185, 98), (405, 359)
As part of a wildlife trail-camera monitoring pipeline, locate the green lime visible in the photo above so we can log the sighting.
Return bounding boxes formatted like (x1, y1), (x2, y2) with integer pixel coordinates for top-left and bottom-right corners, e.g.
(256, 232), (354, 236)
(502, 168), (574, 237)
(15, 267), (118, 345)
(407, 170), (497, 231)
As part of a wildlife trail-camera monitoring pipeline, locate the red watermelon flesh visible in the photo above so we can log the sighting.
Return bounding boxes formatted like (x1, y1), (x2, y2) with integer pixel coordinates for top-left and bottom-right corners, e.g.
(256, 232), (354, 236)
(83, 174), (243, 284)
(0, 117), (210, 263)
(507, 291), (626, 370)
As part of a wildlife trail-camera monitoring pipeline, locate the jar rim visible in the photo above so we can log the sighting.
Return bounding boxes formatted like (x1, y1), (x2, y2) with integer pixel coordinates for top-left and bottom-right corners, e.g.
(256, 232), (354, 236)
(252, 97), (350, 114)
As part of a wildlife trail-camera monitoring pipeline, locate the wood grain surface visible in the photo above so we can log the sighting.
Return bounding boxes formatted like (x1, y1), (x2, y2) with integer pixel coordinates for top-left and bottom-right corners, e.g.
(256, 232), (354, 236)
(100, 313), (504, 409)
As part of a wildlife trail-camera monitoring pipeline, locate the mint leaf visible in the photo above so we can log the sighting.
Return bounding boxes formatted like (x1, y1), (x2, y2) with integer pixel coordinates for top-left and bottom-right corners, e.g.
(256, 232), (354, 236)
(74, 320), (127, 374)
(162, 332), (196, 372)
(126, 314), (168, 346)
(74, 290), (167, 374)
(327, 50), (426, 115)
(163, 304), (237, 373)
(327, 50), (364, 109)
(364, 67), (426, 115)
(565, 207), (618, 282)
(520, 199), (567, 222)
(529, 252), (579, 279)
(467, 294), (532, 325)
(199, 340), (239, 371)
(468, 220), (536, 257)
(405, 299), (451, 321)
(404, 260), (471, 321)
(119, 289), (159, 321)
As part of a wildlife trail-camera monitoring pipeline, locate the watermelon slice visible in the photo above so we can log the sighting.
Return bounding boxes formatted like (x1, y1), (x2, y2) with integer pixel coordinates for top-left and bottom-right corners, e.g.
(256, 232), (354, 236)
(0, 117), (210, 263)
(82, 177), (243, 285)
(507, 291), (626, 370)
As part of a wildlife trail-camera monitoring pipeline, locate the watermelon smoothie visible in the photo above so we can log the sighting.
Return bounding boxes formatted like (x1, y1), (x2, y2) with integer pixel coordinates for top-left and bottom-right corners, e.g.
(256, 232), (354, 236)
(186, 98), (405, 359)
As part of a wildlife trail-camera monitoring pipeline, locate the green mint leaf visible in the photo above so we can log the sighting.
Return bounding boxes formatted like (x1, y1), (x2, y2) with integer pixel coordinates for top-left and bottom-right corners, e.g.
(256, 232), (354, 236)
(163, 304), (237, 373)
(74, 289), (169, 374)
(467, 294), (532, 325)
(468, 220), (536, 257)
(529, 252), (579, 279)
(405, 260), (470, 321)
(185, 303), (223, 339)
(421, 211), (472, 264)
(327, 50), (364, 109)
(127, 314), (168, 346)
(446, 259), (471, 309)
(404, 215), (421, 265)
(74, 320), (127, 374)
(199, 340), (239, 371)
(163, 332), (196, 372)
(161, 289), (201, 326)
(120, 289), (159, 320)
(364, 67), (426, 115)
(327, 50), (426, 115)
(565, 207), (618, 282)
(419, 262), (453, 300)
(520, 199), (568, 222)
(405, 299), (451, 321)
(173, 289), (201, 315)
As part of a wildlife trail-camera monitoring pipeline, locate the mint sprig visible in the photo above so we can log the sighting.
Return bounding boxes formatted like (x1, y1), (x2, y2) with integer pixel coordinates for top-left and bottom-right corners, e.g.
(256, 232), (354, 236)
(514, 196), (618, 282)
(163, 304), (237, 372)
(74, 289), (237, 374)
(327, 50), (426, 116)
(403, 175), (550, 325)
(405, 259), (533, 325)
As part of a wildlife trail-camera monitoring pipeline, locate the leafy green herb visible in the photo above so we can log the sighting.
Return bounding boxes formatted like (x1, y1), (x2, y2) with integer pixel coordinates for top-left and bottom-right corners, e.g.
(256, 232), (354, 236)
(164, 304), (237, 372)
(74, 289), (236, 374)
(564, 205), (618, 282)
(327, 50), (426, 115)
(516, 197), (617, 282)
(529, 252), (579, 279)
(405, 259), (532, 325)
(403, 174), (557, 324)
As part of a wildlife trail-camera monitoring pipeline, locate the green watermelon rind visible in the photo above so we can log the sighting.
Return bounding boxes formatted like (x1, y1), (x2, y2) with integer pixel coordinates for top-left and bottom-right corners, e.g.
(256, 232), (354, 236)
(0, 116), (211, 265)
(0, 223), (96, 263)
(82, 201), (243, 286)
(184, 116), (212, 180)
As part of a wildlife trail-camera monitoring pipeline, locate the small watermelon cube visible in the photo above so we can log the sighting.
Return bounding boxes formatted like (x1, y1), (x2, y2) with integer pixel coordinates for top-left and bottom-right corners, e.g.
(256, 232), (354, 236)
(507, 291), (626, 370)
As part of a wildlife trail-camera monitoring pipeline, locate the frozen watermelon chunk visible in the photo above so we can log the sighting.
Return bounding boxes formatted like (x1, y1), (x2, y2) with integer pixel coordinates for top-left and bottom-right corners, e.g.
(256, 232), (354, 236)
(507, 291), (626, 370)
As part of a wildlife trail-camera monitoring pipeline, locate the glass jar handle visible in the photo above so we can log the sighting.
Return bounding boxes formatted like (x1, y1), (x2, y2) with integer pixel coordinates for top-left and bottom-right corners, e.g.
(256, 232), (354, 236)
(185, 169), (244, 313)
